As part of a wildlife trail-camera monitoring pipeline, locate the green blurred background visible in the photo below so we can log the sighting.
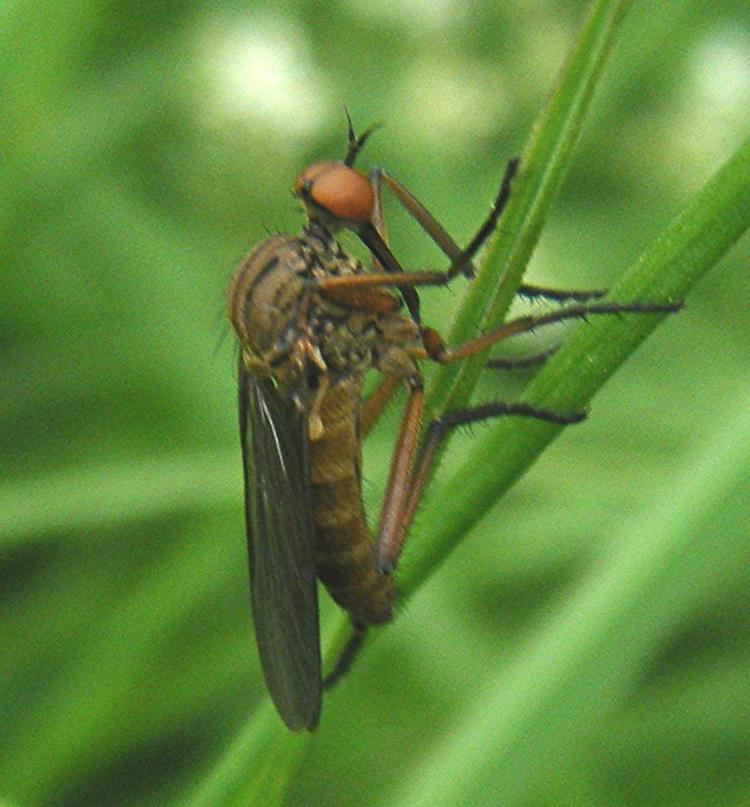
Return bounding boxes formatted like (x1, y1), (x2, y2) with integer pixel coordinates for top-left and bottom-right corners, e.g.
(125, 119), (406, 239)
(2, 1), (749, 805)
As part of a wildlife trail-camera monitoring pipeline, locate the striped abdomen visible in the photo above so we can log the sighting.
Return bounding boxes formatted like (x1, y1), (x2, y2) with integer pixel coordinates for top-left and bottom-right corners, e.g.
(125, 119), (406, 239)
(311, 377), (394, 625)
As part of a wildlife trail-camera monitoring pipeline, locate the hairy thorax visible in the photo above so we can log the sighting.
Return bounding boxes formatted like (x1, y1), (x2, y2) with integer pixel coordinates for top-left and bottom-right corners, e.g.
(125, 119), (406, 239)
(227, 223), (421, 398)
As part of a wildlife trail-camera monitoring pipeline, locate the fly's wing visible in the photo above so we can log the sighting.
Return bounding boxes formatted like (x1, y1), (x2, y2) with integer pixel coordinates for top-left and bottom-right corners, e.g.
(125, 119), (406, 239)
(238, 365), (321, 731)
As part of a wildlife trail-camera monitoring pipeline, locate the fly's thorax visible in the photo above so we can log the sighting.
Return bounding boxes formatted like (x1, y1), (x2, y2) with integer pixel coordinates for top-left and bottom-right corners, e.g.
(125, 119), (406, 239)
(373, 316), (423, 378)
(308, 305), (381, 377)
(309, 303), (421, 382)
(303, 226), (422, 378)
(228, 225), (422, 390)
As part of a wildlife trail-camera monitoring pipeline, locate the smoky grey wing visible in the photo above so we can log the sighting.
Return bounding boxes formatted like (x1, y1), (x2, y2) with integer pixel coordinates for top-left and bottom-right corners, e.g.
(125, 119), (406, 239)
(239, 367), (321, 731)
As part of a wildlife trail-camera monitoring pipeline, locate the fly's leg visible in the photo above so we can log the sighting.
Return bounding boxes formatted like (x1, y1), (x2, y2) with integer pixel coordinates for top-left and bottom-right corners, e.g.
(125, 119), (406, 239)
(317, 155), (519, 323)
(368, 156), (519, 279)
(482, 288), (604, 369)
(372, 298), (682, 572)
(341, 111), (518, 283)
(389, 400), (586, 572)
(481, 287), (623, 369)
(341, 117), (607, 304)
(323, 620), (367, 690)
(485, 346), (559, 370)
(517, 284), (607, 303)
(417, 299), (682, 363)
(342, 156), (520, 322)
(319, 265), (680, 370)
(319, 274), (680, 366)
(373, 378), (585, 573)
(402, 401), (586, 563)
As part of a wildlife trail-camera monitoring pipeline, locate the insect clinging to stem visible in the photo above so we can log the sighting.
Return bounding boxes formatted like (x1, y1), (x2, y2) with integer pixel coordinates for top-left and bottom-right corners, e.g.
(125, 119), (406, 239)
(227, 114), (681, 731)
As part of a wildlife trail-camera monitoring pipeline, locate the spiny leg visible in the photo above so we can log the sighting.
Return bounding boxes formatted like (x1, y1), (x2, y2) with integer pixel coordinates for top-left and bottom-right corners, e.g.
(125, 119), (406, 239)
(373, 384), (586, 574)
(517, 284), (607, 303)
(419, 299), (683, 363)
(342, 113), (518, 284)
(483, 289), (606, 369)
(319, 271), (679, 364)
(368, 364), (578, 576)
(394, 401), (587, 569)
(485, 345), (559, 370)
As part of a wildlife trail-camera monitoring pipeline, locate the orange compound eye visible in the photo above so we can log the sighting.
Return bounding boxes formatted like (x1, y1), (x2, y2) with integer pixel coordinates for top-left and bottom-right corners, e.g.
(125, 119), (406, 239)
(294, 161), (375, 224)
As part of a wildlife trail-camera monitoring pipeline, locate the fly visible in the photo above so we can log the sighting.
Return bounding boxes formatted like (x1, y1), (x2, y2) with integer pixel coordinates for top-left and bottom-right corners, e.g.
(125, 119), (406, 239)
(227, 116), (681, 731)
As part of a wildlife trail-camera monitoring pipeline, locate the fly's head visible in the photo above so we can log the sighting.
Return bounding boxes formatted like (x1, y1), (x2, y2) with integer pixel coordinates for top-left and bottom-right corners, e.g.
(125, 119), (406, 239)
(294, 161), (375, 233)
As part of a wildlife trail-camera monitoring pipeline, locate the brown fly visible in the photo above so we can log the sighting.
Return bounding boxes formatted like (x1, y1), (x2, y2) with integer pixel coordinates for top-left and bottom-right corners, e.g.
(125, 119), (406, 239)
(227, 117), (681, 731)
